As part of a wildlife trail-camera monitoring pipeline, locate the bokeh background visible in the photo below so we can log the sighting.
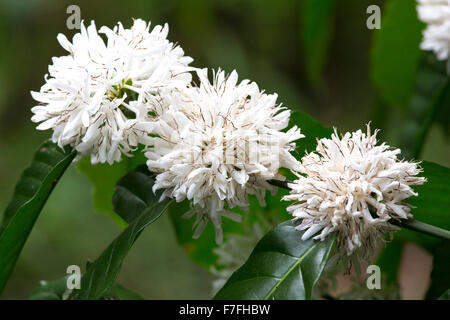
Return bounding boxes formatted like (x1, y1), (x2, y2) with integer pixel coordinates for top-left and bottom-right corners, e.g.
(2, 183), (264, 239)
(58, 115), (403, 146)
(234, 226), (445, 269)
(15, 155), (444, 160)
(0, 0), (448, 299)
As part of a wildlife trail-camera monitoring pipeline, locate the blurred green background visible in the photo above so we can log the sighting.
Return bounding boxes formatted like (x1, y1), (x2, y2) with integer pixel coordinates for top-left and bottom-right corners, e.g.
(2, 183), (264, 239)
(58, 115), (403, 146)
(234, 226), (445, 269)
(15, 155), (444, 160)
(0, 0), (448, 299)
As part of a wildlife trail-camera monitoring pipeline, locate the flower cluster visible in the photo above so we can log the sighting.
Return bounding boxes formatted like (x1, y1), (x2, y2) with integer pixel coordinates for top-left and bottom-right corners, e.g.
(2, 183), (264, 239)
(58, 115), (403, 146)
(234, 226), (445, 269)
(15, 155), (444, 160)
(283, 125), (426, 259)
(31, 20), (303, 243)
(145, 69), (303, 243)
(31, 19), (428, 256)
(31, 19), (192, 164)
(417, 0), (450, 63)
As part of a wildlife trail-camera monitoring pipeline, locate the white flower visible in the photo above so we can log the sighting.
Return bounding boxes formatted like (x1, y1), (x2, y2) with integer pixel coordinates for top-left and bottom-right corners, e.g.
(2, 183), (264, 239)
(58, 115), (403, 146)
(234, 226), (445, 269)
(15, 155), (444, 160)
(283, 125), (426, 259)
(417, 0), (450, 63)
(31, 19), (193, 164)
(145, 68), (303, 243)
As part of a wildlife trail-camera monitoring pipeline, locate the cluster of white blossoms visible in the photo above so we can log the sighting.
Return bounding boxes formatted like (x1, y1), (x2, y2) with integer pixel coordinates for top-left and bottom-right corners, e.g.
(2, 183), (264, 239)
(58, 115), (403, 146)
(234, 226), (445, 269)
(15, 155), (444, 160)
(283, 125), (426, 259)
(417, 0), (450, 64)
(210, 221), (270, 294)
(31, 19), (192, 164)
(146, 69), (303, 243)
(31, 19), (428, 255)
(31, 19), (303, 243)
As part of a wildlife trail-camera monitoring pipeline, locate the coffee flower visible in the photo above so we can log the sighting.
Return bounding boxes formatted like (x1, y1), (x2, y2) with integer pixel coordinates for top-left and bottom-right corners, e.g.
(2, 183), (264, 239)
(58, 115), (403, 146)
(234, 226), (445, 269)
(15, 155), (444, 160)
(31, 19), (193, 164)
(283, 125), (426, 259)
(417, 0), (450, 63)
(145, 68), (303, 243)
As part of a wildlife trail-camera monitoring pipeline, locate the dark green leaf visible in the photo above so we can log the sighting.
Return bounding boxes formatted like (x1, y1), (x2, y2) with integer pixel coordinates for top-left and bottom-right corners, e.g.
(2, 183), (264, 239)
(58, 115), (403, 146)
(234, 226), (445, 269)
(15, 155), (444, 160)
(113, 165), (161, 224)
(214, 220), (335, 300)
(299, 0), (336, 87)
(401, 161), (450, 248)
(0, 141), (76, 293)
(371, 0), (425, 109)
(75, 166), (172, 300)
(410, 161), (449, 222)
(76, 148), (147, 228)
(102, 282), (144, 300)
(289, 110), (333, 157)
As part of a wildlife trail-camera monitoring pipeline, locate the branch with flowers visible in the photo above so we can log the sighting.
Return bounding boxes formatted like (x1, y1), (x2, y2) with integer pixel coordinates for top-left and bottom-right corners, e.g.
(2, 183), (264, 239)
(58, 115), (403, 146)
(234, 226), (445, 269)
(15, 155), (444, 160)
(1, 0), (450, 301)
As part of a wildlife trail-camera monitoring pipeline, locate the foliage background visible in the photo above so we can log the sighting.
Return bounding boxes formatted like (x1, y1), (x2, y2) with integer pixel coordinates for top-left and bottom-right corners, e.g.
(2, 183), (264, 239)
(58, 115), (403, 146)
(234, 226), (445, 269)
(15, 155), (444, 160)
(0, 0), (448, 299)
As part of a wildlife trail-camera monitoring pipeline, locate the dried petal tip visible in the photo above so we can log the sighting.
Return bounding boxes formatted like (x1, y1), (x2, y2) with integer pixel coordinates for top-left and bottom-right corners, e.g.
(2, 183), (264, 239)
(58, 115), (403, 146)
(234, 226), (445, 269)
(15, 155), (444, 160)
(283, 124), (426, 261)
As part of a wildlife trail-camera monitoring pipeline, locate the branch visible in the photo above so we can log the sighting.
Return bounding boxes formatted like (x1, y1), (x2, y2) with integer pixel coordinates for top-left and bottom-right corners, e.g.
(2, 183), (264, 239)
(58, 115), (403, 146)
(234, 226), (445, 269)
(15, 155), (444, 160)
(391, 219), (450, 240)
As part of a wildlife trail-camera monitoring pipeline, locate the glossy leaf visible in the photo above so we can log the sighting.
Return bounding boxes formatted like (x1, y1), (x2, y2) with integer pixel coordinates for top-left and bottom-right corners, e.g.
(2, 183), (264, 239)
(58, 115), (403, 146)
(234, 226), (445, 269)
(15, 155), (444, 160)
(101, 283), (145, 300)
(399, 161), (450, 250)
(75, 166), (172, 300)
(371, 0), (424, 109)
(113, 165), (161, 224)
(214, 220), (335, 300)
(0, 141), (76, 293)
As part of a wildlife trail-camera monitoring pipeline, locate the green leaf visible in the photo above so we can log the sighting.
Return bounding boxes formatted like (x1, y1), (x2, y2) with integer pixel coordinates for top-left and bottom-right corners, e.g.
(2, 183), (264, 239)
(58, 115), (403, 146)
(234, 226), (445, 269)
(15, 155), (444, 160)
(76, 148), (147, 228)
(169, 189), (293, 270)
(289, 110), (333, 157)
(74, 166), (171, 300)
(28, 276), (70, 300)
(299, 0), (336, 87)
(213, 220), (335, 300)
(395, 161), (450, 250)
(101, 282), (144, 300)
(399, 54), (449, 159)
(0, 141), (76, 294)
(426, 240), (450, 300)
(112, 165), (161, 224)
(371, 0), (425, 109)
(408, 162), (450, 229)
